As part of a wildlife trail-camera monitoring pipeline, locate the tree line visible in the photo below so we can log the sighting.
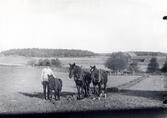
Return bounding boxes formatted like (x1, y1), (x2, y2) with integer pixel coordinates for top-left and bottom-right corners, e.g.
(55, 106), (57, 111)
(1, 48), (96, 57)
(133, 51), (167, 56)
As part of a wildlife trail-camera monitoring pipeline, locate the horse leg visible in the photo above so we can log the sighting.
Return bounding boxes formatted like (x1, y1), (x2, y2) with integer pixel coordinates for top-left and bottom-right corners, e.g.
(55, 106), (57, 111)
(76, 86), (80, 100)
(87, 84), (90, 97)
(98, 84), (102, 100)
(58, 90), (60, 100)
(93, 85), (96, 94)
(81, 86), (84, 98)
(47, 82), (51, 100)
(104, 83), (107, 99)
(84, 85), (87, 97)
(48, 88), (51, 100)
(79, 86), (83, 99)
(54, 90), (57, 100)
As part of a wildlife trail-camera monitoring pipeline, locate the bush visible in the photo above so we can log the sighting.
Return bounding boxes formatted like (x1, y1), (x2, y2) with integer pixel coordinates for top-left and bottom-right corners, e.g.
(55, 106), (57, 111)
(147, 57), (159, 73)
(28, 58), (62, 67)
(51, 58), (62, 67)
(38, 59), (44, 66)
(42, 59), (50, 66)
(105, 52), (129, 73)
(27, 59), (37, 66)
(161, 59), (167, 73)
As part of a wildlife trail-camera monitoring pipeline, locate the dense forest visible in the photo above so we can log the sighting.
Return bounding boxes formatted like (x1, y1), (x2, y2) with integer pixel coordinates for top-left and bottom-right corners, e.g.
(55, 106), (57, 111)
(0, 48), (96, 57)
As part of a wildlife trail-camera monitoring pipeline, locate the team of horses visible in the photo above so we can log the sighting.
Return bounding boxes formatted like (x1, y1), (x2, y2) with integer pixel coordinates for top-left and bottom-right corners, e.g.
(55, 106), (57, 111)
(46, 63), (108, 100)
(69, 63), (108, 100)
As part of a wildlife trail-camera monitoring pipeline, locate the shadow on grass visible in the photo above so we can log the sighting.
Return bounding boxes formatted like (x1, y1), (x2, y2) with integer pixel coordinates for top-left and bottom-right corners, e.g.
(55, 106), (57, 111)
(118, 89), (167, 101)
(18, 87), (167, 101)
(18, 91), (76, 99)
(106, 85), (167, 101)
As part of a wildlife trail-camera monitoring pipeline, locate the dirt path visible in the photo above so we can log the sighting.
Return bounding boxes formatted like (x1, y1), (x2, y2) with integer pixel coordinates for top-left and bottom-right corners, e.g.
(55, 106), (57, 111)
(117, 75), (147, 89)
(128, 75), (166, 91)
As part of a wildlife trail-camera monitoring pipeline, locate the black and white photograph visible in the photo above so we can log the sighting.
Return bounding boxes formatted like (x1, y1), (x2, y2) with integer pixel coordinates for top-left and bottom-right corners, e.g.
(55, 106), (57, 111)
(0, 0), (167, 117)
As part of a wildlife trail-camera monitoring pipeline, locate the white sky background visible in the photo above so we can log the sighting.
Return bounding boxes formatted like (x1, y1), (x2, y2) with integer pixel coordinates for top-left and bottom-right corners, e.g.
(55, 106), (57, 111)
(0, 0), (167, 53)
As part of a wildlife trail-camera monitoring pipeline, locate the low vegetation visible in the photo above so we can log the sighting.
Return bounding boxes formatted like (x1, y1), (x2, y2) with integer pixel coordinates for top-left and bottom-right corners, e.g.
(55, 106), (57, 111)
(27, 58), (62, 67)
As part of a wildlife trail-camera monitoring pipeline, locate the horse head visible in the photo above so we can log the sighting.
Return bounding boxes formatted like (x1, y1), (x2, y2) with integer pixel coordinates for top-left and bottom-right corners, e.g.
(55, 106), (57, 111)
(48, 74), (54, 79)
(90, 65), (96, 73)
(90, 65), (99, 82)
(69, 63), (76, 79)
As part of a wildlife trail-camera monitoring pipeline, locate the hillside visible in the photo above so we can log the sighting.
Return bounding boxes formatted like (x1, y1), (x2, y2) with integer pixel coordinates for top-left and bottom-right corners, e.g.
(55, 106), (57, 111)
(0, 48), (96, 57)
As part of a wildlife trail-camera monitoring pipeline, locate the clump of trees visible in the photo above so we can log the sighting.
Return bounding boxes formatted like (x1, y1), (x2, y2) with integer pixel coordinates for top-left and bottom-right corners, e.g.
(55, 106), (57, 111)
(105, 52), (129, 73)
(27, 58), (62, 67)
(147, 57), (159, 73)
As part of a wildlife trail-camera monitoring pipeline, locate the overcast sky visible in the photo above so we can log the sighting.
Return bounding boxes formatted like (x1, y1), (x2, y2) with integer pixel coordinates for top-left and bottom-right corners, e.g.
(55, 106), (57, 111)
(0, 0), (167, 53)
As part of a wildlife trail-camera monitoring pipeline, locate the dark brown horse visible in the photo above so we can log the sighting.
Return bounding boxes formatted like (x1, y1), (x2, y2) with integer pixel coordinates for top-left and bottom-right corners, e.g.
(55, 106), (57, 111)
(90, 65), (108, 99)
(48, 75), (63, 100)
(69, 63), (91, 100)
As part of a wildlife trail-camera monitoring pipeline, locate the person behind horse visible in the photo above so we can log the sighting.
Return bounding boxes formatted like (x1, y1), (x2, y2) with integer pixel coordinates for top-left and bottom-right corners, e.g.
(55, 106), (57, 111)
(40, 62), (56, 100)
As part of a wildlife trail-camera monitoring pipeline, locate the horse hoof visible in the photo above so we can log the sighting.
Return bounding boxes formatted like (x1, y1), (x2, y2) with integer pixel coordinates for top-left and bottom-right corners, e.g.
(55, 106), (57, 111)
(104, 94), (107, 99)
(92, 98), (96, 100)
(163, 100), (167, 104)
(100, 93), (103, 97)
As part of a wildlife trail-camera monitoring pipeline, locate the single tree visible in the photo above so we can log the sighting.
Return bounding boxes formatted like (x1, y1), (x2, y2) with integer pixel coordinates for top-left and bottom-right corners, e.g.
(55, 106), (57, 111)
(105, 52), (129, 73)
(161, 58), (167, 73)
(147, 57), (159, 73)
(51, 58), (62, 67)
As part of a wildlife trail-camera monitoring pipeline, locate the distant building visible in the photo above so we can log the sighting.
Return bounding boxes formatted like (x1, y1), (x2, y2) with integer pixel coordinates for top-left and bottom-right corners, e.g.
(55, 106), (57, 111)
(131, 57), (145, 63)
(126, 52), (145, 63)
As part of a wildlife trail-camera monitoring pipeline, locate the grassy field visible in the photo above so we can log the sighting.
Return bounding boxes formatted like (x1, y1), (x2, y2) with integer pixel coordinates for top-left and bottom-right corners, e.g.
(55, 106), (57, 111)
(0, 65), (165, 113)
(0, 55), (166, 113)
